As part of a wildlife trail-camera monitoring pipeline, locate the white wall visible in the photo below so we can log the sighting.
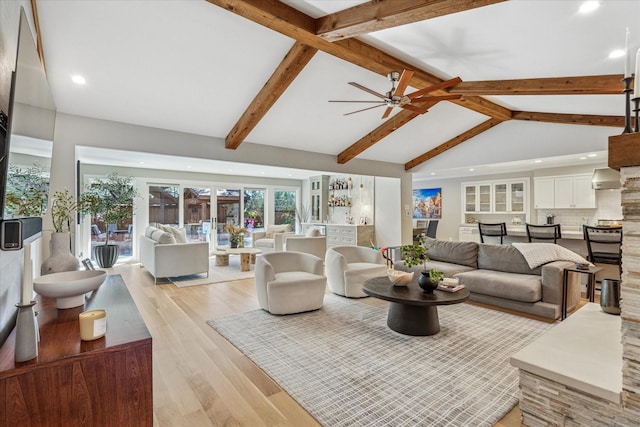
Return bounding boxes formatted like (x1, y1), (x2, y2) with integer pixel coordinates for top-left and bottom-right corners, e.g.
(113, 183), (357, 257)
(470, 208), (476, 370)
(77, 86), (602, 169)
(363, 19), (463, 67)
(374, 176), (402, 248)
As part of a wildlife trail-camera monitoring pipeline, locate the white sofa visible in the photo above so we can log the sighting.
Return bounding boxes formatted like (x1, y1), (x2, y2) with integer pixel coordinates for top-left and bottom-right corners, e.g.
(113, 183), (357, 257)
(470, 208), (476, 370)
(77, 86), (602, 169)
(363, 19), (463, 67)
(140, 225), (209, 283)
(255, 252), (326, 315)
(325, 245), (388, 298)
(252, 224), (294, 253)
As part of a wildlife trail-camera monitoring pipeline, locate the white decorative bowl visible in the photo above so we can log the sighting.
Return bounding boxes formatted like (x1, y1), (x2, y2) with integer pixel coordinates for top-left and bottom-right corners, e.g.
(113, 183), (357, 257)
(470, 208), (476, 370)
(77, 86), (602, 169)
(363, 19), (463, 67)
(387, 269), (414, 286)
(33, 270), (107, 309)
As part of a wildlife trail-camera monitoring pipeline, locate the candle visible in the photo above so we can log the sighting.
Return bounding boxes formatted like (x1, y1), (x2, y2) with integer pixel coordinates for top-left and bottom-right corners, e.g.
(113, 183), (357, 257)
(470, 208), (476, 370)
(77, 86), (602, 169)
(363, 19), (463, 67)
(635, 48), (640, 96)
(625, 28), (632, 78)
(79, 309), (107, 341)
(22, 242), (33, 304)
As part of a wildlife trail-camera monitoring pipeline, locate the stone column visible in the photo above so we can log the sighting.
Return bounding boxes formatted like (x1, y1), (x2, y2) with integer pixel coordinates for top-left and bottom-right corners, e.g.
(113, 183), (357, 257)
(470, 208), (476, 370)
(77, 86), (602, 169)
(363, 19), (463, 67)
(610, 134), (640, 417)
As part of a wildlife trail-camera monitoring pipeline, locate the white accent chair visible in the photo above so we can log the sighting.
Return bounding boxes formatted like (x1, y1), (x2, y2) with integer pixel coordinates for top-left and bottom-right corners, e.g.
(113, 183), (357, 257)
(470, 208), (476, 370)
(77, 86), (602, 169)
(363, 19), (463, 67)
(325, 246), (388, 298)
(284, 235), (327, 261)
(254, 252), (326, 315)
(252, 224), (294, 253)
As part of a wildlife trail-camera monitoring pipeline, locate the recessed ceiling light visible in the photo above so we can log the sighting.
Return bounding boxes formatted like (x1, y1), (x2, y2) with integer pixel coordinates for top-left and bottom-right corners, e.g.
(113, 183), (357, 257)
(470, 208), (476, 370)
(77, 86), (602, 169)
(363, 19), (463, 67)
(139, 161), (144, 165)
(609, 49), (625, 59)
(579, 156), (587, 160)
(468, 168), (475, 172)
(430, 172), (436, 176)
(587, 153), (597, 157)
(71, 75), (86, 85)
(534, 160), (542, 163)
(579, 1), (599, 14)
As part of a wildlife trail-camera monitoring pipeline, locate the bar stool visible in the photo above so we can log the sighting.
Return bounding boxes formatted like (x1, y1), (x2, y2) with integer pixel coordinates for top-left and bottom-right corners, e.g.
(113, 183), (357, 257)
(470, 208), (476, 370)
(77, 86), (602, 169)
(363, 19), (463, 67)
(478, 222), (507, 244)
(526, 223), (561, 244)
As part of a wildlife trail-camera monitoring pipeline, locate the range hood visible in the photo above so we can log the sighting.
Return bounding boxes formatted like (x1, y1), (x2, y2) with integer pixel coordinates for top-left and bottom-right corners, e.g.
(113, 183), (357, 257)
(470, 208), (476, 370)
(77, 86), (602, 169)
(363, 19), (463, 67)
(592, 168), (621, 190)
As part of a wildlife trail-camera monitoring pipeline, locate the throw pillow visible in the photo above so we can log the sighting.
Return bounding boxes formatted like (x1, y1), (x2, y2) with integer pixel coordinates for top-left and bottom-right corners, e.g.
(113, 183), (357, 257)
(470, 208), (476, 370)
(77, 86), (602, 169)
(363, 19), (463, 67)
(158, 223), (172, 233)
(145, 226), (158, 238)
(156, 231), (177, 245)
(305, 227), (321, 237)
(169, 227), (188, 244)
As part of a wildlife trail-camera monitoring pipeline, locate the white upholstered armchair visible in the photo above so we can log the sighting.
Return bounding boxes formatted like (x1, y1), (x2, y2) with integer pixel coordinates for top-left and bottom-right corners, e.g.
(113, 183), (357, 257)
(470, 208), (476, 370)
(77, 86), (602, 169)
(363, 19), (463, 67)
(325, 246), (388, 298)
(254, 252), (327, 315)
(284, 235), (327, 260)
(252, 224), (294, 253)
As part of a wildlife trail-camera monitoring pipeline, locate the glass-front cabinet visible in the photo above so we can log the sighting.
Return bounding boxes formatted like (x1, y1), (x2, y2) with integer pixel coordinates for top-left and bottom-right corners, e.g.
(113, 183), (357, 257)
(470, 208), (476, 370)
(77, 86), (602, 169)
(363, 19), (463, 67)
(464, 184), (491, 212)
(493, 182), (525, 213)
(463, 178), (528, 215)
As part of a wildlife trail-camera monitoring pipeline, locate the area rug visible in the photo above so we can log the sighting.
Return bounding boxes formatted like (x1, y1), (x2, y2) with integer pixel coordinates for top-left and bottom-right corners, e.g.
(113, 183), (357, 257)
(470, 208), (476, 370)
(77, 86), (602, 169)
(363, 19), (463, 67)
(169, 256), (254, 287)
(207, 295), (554, 427)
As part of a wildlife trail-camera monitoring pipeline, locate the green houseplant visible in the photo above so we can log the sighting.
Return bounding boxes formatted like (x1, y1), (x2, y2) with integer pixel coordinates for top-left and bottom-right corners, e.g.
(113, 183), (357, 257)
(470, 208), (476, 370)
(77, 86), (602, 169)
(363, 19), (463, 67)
(78, 173), (140, 267)
(400, 236), (443, 293)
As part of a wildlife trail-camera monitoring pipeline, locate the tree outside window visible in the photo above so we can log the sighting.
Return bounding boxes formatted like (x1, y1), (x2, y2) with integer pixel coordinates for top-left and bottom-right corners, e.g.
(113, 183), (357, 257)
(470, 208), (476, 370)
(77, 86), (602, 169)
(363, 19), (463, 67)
(274, 190), (296, 227)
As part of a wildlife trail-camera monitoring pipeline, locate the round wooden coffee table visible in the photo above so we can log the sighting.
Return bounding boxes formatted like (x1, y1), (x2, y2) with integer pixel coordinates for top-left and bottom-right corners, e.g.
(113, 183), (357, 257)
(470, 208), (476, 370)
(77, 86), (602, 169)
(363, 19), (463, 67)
(363, 276), (470, 336)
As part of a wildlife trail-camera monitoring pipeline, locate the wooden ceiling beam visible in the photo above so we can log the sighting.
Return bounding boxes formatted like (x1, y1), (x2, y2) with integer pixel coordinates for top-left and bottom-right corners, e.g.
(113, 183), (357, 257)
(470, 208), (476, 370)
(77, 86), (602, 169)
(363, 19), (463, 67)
(207, 0), (510, 120)
(316, 0), (505, 42)
(405, 118), (504, 170)
(337, 110), (420, 164)
(512, 111), (625, 127)
(450, 74), (626, 95)
(225, 41), (317, 149)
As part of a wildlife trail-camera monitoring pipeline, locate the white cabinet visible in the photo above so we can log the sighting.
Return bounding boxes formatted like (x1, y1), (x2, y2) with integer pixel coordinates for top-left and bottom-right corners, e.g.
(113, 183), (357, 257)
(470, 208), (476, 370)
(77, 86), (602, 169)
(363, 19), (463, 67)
(326, 225), (374, 248)
(309, 175), (329, 222)
(463, 179), (528, 214)
(534, 174), (595, 209)
(534, 178), (555, 209)
(494, 181), (525, 213)
(463, 183), (491, 213)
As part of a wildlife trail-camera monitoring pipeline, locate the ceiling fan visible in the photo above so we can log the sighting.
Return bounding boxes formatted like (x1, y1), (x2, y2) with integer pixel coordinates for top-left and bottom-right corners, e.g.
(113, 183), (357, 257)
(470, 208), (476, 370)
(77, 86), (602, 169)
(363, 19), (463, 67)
(329, 70), (462, 119)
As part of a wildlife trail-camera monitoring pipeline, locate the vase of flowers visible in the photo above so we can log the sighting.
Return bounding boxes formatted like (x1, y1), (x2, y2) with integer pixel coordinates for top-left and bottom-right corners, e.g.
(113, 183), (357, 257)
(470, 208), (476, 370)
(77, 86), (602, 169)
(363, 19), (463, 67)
(400, 236), (443, 293)
(225, 224), (248, 248)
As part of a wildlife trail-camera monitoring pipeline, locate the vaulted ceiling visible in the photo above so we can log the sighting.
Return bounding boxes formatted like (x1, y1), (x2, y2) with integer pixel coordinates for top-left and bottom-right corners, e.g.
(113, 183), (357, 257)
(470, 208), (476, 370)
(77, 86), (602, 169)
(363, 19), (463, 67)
(34, 0), (638, 180)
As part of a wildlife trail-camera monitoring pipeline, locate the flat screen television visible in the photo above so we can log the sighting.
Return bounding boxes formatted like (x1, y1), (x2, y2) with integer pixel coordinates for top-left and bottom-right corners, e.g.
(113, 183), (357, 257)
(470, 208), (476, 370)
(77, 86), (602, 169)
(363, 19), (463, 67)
(0, 8), (55, 221)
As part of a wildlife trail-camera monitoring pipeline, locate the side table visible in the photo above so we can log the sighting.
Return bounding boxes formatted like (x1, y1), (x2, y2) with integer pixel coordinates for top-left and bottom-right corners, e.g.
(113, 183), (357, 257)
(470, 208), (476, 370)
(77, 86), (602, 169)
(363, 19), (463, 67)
(562, 265), (603, 320)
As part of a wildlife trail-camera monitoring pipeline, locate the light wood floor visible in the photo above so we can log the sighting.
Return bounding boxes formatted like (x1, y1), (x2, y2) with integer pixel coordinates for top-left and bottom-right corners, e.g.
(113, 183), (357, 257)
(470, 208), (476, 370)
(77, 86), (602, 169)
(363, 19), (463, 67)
(109, 261), (586, 427)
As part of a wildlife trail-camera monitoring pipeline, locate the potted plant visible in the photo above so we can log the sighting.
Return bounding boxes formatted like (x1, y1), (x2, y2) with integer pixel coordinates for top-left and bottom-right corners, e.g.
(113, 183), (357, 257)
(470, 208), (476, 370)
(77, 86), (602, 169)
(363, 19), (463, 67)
(400, 236), (443, 293)
(78, 173), (139, 268)
(224, 223), (248, 248)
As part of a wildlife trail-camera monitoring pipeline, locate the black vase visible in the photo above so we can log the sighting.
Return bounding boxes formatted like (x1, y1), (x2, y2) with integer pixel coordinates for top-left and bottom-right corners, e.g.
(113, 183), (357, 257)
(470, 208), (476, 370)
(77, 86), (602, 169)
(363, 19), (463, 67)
(418, 272), (438, 293)
(93, 244), (120, 268)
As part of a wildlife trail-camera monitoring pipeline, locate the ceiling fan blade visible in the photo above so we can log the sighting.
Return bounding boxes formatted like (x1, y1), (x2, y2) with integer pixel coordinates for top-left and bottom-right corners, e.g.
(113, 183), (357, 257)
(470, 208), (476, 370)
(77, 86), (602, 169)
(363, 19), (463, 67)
(410, 94), (462, 103)
(328, 100), (386, 103)
(381, 106), (393, 119)
(348, 82), (389, 100)
(401, 104), (430, 114)
(344, 104), (386, 116)
(407, 77), (463, 100)
(394, 69), (415, 97)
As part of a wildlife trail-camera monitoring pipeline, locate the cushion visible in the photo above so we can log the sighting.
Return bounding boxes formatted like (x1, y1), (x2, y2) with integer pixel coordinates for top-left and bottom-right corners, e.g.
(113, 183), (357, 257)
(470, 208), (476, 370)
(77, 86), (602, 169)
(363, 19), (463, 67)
(157, 223), (172, 233)
(150, 229), (176, 244)
(477, 244), (541, 275)
(424, 239), (478, 269)
(145, 226), (158, 238)
(265, 224), (291, 238)
(305, 227), (321, 237)
(168, 226), (188, 244)
(455, 270), (542, 303)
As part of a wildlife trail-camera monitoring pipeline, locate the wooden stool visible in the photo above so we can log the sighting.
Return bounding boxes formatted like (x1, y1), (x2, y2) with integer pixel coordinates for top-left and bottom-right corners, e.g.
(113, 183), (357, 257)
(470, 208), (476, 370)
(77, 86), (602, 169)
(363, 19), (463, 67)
(213, 250), (229, 267)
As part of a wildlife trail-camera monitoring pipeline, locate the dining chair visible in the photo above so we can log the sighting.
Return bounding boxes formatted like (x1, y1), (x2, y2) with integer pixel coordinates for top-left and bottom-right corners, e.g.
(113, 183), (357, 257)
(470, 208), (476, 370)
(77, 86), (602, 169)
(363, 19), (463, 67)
(526, 223), (562, 244)
(426, 220), (439, 238)
(478, 222), (507, 244)
(583, 225), (622, 278)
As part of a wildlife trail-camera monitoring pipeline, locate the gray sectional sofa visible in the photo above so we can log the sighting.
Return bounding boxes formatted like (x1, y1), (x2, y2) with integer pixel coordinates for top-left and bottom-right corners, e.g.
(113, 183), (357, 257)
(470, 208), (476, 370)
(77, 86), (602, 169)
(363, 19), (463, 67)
(395, 239), (581, 320)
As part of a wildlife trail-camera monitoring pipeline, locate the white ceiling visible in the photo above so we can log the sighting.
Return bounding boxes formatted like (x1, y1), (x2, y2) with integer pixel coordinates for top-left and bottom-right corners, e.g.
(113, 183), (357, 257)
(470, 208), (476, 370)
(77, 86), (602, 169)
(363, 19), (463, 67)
(34, 0), (639, 181)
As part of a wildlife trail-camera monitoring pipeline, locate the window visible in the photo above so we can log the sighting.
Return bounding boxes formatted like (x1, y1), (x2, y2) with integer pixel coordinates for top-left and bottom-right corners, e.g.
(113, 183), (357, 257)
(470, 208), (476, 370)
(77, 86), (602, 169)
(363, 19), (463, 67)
(148, 185), (179, 225)
(244, 188), (264, 231)
(274, 190), (296, 227)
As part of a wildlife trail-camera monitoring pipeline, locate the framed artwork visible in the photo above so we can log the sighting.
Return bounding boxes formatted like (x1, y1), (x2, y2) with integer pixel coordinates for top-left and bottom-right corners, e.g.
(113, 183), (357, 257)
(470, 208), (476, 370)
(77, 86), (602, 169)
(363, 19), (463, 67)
(412, 188), (442, 219)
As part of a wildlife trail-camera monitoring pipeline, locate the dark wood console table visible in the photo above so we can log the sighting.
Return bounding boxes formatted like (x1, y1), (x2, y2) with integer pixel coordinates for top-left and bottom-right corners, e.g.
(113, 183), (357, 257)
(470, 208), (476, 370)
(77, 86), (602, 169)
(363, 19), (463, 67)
(0, 274), (152, 426)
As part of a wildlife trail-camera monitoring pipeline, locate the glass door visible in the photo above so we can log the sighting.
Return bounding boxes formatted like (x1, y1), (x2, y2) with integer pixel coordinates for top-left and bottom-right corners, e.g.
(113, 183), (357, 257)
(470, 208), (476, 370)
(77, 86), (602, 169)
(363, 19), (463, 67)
(183, 186), (211, 245)
(214, 188), (242, 248)
(243, 188), (265, 247)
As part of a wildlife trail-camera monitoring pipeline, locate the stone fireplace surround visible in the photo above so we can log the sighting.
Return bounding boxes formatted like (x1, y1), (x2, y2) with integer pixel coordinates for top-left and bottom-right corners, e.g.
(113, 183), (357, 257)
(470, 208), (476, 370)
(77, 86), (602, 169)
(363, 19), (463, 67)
(510, 134), (640, 426)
